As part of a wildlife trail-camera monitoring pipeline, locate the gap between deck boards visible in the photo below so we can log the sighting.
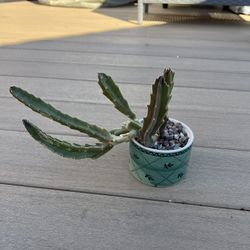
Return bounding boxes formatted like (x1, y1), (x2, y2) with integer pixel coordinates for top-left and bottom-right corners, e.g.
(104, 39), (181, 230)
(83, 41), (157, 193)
(1, 182), (249, 213)
(1, 58), (250, 75)
(1, 74), (249, 93)
(1, 47), (250, 63)
(1, 129), (250, 209)
(4, 24), (248, 43)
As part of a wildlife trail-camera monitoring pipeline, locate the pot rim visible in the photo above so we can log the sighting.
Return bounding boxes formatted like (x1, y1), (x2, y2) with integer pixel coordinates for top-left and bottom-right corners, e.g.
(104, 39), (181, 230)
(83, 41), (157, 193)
(131, 118), (194, 154)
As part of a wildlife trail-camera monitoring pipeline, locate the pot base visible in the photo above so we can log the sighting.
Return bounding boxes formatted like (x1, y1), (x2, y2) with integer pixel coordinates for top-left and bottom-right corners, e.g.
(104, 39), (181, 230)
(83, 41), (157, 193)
(129, 157), (187, 187)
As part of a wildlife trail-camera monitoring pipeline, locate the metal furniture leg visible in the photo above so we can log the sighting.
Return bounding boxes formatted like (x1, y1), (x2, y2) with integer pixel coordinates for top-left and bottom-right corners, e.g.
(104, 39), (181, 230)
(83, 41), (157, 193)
(138, 0), (144, 24)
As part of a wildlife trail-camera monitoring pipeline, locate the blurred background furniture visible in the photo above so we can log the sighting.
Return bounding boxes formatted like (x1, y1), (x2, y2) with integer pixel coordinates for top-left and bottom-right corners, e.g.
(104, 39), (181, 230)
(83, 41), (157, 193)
(138, 0), (250, 23)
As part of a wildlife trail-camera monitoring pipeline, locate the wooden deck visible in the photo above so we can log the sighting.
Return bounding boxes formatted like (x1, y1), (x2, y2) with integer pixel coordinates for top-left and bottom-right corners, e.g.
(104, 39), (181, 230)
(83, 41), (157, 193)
(1, 2), (250, 249)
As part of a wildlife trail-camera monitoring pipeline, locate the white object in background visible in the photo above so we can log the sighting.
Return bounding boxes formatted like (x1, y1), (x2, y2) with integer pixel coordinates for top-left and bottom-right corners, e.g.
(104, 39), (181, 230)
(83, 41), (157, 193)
(230, 6), (250, 14)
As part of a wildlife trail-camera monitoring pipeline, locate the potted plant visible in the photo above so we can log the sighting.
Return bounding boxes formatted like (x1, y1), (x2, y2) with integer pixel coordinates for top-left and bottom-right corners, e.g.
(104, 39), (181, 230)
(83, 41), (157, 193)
(10, 68), (194, 187)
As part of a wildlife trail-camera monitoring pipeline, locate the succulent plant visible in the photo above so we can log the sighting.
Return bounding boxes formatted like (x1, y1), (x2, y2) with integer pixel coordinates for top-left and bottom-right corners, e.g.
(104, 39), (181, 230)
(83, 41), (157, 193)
(9, 68), (175, 159)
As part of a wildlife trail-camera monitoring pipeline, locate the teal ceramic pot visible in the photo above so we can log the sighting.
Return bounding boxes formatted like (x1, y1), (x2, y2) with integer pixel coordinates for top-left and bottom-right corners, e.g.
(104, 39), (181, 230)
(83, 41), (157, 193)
(129, 119), (194, 187)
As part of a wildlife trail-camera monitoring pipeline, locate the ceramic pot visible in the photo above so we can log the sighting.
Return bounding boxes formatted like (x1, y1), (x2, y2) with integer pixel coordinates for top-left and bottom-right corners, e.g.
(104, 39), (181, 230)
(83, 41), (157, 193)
(129, 118), (194, 187)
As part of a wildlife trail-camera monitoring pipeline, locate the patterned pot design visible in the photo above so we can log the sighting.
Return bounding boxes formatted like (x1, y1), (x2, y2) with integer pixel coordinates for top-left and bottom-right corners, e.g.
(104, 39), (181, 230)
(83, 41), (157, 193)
(129, 119), (194, 187)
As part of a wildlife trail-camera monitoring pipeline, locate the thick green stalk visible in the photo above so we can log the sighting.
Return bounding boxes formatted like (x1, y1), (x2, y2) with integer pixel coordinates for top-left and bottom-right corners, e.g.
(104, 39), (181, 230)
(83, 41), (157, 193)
(159, 116), (169, 138)
(139, 68), (175, 147)
(10, 86), (112, 142)
(110, 127), (130, 136)
(23, 120), (113, 159)
(98, 73), (136, 120)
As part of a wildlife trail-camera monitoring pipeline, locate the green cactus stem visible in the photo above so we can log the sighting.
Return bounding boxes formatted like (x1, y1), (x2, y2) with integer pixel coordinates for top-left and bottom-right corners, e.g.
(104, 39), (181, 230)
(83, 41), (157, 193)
(98, 73), (136, 120)
(139, 68), (175, 147)
(10, 86), (113, 143)
(23, 120), (113, 159)
(10, 68), (175, 159)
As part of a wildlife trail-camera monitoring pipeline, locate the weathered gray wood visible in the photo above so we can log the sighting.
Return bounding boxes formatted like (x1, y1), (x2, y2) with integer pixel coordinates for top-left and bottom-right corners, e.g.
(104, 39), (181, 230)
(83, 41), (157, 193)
(61, 32), (249, 50)
(1, 49), (250, 73)
(1, 78), (250, 114)
(0, 184), (250, 250)
(1, 61), (250, 91)
(5, 40), (250, 61)
(1, 97), (250, 150)
(1, 130), (250, 210)
(61, 22), (250, 42)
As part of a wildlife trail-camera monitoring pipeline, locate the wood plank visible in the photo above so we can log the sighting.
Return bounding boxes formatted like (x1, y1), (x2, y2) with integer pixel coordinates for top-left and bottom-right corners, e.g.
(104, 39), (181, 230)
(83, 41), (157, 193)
(1, 61), (250, 91)
(1, 1), (249, 47)
(1, 49), (250, 74)
(0, 41), (250, 61)
(82, 21), (250, 41)
(60, 32), (250, 48)
(1, 98), (250, 150)
(1, 77), (250, 114)
(0, 2), (141, 46)
(0, 185), (249, 250)
(2, 32), (250, 60)
(1, 130), (250, 210)
(61, 33), (250, 50)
